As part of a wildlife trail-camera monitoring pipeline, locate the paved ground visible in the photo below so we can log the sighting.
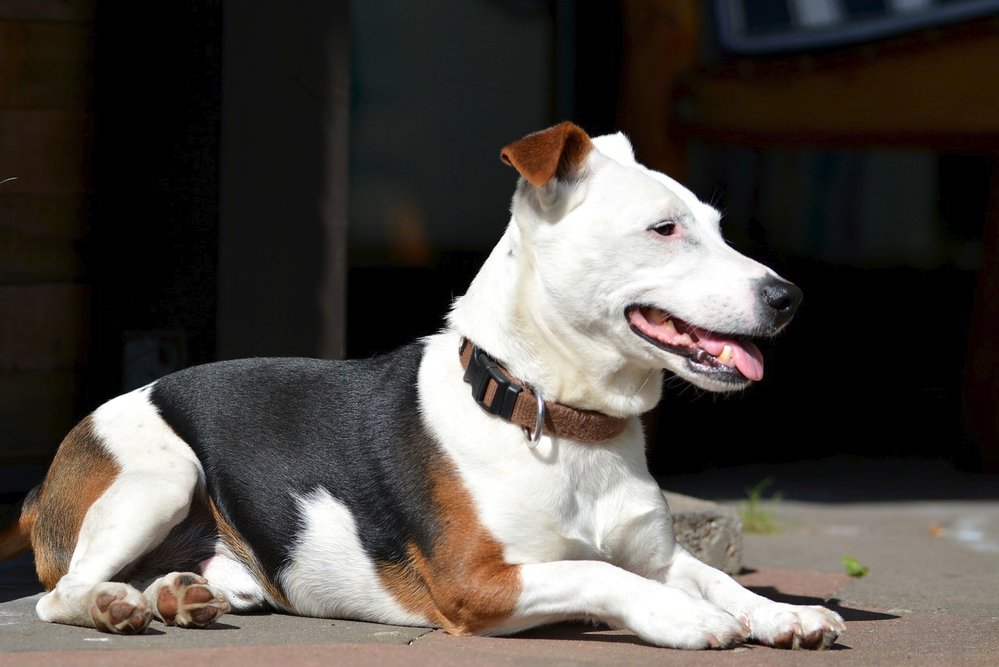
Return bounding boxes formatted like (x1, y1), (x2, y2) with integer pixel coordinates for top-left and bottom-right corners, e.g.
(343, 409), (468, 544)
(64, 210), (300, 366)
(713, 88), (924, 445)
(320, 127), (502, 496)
(2, 457), (997, 666)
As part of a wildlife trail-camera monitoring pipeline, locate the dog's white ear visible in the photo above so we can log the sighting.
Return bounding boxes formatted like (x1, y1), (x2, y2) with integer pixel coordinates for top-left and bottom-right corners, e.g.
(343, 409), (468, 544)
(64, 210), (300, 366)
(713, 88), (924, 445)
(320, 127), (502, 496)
(591, 132), (636, 166)
(500, 121), (592, 187)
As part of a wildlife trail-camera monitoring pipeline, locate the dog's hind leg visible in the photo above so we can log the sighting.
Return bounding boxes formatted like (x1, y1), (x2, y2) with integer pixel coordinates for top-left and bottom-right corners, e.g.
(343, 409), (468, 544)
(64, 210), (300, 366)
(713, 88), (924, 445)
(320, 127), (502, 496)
(33, 387), (204, 633)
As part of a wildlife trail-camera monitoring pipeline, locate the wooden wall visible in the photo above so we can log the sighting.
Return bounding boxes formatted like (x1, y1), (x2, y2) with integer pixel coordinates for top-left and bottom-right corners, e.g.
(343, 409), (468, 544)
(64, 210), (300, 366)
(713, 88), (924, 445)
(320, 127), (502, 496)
(0, 1), (94, 465)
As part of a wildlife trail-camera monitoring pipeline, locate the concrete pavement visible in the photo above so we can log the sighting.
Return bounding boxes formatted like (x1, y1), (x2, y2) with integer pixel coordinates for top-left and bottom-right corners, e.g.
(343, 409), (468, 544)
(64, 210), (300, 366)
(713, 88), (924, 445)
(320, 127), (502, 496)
(2, 457), (997, 666)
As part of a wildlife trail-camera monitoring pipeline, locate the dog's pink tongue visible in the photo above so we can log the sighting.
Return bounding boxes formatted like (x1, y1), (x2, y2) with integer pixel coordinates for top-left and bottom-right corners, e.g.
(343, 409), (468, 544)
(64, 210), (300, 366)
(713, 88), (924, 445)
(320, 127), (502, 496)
(696, 330), (765, 381)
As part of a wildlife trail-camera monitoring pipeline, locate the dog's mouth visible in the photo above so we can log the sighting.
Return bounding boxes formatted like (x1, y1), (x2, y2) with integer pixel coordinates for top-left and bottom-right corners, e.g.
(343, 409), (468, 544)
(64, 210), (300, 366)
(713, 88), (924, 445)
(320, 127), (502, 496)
(626, 305), (764, 384)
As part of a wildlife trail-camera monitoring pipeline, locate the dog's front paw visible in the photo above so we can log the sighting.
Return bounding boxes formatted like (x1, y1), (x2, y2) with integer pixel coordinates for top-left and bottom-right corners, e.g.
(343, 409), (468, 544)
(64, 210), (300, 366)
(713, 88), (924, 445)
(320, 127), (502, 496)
(629, 596), (750, 650)
(746, 603), (844, 649)
(89, 583), (153, 634)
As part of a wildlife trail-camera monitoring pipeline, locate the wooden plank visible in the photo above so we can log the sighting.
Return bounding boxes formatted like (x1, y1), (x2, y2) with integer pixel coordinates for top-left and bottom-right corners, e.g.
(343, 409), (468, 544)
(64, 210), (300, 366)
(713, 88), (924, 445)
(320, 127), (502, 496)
(0, 1), (94, 22)
(0, 21), (92, 108)
(673, 22), (999, 150)
(618, 0), (700, 178)
(318, 2), (350, 361)
(0, 109), (91, 193)
(0, 370), (77, 464)
(963, 160), (999, 471)
(0, 228), (85, 282)
(0, 283), (88, 371)
(0, 193), (89, 236)
(0, 193), (89, 282)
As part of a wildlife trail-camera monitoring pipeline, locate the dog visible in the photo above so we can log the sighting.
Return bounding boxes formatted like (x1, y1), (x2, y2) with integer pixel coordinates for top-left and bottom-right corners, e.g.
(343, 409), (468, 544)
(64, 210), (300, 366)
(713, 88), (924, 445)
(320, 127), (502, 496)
(0, 122), (843, 649)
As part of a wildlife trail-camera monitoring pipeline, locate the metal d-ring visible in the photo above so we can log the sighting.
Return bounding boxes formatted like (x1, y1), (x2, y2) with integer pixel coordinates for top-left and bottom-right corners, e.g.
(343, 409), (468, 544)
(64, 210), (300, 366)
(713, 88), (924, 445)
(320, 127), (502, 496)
(524, 386), (545, 447)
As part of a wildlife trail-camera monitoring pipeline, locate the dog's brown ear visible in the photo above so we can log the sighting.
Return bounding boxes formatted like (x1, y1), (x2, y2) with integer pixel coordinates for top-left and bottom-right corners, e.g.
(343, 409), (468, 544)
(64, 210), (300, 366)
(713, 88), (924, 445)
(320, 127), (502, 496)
(500, 122), (592, 187)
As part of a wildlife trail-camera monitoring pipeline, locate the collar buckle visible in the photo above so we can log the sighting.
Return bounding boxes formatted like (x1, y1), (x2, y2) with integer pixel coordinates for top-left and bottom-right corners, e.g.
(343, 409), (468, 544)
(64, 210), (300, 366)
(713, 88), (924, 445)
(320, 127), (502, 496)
(463, 343), (522, 420)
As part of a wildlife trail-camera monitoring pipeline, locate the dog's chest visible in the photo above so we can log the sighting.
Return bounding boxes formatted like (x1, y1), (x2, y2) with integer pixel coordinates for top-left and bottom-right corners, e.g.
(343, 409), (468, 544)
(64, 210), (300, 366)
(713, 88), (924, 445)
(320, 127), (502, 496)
(466, 443), (669, 564)
(418, 333), (669, 565)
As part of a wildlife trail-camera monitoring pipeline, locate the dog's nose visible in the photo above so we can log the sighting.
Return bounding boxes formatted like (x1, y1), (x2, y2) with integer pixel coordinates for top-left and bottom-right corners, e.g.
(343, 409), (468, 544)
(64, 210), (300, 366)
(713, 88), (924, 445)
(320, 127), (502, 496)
(759, 278), (802, 329)
(763, 280), (802, 314)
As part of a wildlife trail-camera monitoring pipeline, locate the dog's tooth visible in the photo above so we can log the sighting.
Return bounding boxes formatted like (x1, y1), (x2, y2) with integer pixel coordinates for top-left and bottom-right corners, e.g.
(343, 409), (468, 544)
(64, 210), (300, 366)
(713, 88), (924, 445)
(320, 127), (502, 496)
(718, 345), (734, 366)
(663, 319), (677, 335)
(676, 333), (694, 347)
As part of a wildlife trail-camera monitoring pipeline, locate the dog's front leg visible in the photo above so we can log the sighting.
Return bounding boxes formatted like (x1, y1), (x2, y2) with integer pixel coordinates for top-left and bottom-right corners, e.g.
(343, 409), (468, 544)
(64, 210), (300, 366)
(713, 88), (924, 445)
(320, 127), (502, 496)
(492, 561), (749, 649)
(662, 547), (845, 649)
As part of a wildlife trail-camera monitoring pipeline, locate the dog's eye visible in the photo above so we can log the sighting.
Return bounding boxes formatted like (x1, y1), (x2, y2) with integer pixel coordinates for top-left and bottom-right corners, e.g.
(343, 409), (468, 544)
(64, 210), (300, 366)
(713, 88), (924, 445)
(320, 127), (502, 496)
(650, 221), (677, 237)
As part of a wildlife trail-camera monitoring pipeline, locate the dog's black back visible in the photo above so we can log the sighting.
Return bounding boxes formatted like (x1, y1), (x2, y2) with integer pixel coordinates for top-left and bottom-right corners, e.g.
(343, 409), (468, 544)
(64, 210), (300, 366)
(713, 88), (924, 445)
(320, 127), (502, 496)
(150, 342), (439, 579)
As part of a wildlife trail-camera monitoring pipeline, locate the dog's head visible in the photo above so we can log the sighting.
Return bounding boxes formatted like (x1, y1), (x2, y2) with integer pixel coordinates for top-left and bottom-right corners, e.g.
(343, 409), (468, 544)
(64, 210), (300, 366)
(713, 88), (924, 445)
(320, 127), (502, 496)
(496, 122), (801, 397)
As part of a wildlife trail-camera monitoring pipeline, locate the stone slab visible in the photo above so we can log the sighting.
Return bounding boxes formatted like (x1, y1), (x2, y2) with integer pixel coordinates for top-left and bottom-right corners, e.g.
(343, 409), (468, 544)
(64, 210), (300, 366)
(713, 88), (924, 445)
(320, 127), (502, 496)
(664, 490), (743, 574)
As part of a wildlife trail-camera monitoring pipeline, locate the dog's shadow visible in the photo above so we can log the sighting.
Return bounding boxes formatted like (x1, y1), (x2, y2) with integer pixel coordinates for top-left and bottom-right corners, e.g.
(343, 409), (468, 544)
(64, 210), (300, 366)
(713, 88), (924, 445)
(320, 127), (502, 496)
(745, 585), (899, 622)
(509, 622), (653, 647)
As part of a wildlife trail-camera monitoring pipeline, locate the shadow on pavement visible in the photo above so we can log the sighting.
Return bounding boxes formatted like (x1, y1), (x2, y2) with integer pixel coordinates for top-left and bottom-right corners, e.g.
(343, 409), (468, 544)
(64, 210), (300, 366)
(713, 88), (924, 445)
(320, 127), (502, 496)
(659, 456), (999, 503)
(745, 585), (899, 622)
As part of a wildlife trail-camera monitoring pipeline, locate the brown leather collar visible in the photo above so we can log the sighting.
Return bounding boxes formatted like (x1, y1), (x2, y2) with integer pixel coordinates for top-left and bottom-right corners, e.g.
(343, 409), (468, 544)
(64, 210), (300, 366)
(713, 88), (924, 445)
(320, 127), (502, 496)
(458, 338), (628, 443)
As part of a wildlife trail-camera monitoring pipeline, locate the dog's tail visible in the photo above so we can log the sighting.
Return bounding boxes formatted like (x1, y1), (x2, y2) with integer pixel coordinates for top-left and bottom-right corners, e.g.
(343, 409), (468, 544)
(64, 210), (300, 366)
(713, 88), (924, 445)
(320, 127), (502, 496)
(0, 486), (39, 562)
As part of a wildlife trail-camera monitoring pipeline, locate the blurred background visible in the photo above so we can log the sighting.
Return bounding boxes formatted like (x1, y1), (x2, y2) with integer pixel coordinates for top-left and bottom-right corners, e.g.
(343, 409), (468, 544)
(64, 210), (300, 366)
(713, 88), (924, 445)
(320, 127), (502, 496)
(1, 0), (998, 498)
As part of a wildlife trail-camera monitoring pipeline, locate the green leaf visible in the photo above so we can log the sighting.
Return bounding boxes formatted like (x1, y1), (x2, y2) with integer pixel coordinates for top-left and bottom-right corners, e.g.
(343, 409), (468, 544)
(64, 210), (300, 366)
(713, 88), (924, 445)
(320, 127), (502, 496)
(840, 554), (870, 578)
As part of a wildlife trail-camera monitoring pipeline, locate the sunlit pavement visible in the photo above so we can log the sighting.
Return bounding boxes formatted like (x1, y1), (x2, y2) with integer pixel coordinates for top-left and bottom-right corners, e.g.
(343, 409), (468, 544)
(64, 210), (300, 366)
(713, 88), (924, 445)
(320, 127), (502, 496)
(3, 458), (997, 666)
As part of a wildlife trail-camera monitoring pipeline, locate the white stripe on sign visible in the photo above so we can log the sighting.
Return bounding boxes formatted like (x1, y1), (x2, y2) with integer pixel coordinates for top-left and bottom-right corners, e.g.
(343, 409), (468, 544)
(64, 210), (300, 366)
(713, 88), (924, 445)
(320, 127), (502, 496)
(792, 0), (843, 28)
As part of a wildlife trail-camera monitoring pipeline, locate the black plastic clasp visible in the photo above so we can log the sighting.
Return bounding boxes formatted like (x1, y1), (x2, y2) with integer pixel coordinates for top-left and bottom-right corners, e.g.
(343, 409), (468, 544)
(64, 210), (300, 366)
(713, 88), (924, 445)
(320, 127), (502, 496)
(463, 345), (522, 420)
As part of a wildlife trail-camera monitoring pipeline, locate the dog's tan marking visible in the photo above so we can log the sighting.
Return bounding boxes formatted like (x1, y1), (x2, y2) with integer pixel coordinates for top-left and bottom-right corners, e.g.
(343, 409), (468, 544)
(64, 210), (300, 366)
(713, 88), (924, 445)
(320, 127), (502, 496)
(376, 550), (437, 621)
(500, 120), (592, 187)
(378, 458), (521, 635)
(207, 498), (291, 610)
(30, 416), (121, 589)
(0, 521), (31, 562)
(0, 487), (38, 561)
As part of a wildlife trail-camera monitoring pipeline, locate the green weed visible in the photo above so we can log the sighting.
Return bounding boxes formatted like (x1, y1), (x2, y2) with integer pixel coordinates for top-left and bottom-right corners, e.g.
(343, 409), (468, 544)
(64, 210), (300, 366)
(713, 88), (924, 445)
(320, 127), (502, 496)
(740, 476), (783, 534)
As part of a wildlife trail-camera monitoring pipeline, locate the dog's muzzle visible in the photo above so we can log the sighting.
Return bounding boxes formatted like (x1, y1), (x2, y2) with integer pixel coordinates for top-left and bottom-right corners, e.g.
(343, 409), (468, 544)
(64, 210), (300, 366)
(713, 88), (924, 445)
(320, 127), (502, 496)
(626, 277), (802, 386)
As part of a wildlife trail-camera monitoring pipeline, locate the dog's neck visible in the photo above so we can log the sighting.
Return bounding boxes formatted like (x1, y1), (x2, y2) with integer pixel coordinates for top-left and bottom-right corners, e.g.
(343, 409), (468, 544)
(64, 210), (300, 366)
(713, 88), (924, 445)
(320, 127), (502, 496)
(448, 224), (663, 418)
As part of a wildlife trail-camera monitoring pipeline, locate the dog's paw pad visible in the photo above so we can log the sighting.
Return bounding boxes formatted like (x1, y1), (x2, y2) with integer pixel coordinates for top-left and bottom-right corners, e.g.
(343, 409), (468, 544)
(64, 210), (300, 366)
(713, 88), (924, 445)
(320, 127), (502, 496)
(90, 585), (152, 634)
(156, 572), (230, 628)
(798, 627), (826, 649)
(770, 627), (796, 649)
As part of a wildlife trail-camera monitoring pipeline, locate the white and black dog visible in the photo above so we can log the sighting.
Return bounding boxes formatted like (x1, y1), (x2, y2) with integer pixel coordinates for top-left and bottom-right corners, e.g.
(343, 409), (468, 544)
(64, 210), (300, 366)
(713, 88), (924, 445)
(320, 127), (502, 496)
(0, 122), (843, 649)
